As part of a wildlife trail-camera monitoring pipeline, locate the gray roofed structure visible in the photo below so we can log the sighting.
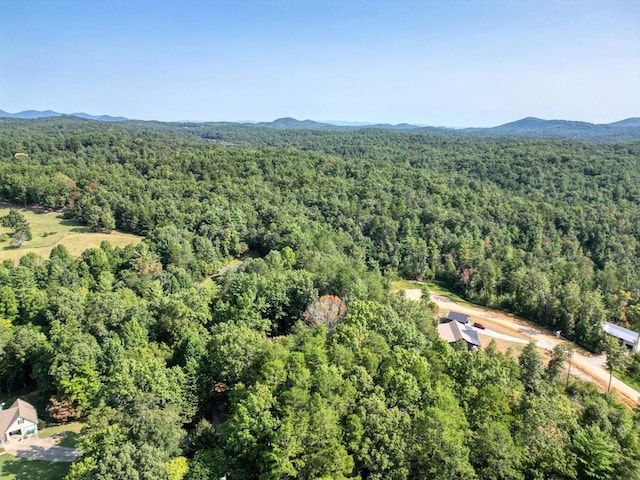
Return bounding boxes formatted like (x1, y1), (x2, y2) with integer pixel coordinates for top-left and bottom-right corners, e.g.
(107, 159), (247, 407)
(603, 322), (640, 352)
(444, 311), (470, 324)
(437, 320), (481, 349)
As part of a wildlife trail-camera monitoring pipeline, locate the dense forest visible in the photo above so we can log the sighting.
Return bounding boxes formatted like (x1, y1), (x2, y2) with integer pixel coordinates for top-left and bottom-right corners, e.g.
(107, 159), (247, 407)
(0, 117), (639, 479)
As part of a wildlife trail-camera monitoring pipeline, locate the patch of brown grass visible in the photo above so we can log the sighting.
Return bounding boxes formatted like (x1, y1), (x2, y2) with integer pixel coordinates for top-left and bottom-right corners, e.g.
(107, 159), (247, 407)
(0, 203), (142, 262)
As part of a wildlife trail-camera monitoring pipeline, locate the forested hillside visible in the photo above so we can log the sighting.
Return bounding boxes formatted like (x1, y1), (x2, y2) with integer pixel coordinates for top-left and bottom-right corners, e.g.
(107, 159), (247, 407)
(3, 119), (640, 348)
(0, 117), (639, 479)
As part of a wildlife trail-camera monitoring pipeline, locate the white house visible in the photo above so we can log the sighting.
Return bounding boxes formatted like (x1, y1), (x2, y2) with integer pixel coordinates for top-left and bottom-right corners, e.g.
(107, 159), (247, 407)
(0, 399), (38, 443)
(603, 322), (640, 352)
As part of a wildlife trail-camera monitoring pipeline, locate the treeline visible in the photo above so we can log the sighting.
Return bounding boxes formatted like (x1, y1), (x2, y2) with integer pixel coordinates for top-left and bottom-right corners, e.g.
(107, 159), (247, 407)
(2, 119), (640, 351)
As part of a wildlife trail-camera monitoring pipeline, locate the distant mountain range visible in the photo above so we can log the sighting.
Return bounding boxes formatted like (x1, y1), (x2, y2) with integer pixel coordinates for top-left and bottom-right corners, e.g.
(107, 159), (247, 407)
(0, 109), (128, 122)
(463, 117), (640, 138)
(1, 109), (639, 141)
(465, 116), (640, 140)
(252, 116), (640, 141)
(255, 117), (439, 132)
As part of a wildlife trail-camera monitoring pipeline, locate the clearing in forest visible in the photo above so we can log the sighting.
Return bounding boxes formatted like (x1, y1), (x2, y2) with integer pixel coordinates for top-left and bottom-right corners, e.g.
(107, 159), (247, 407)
(0, 203), (142, 262)
(392, 279), (640, 408)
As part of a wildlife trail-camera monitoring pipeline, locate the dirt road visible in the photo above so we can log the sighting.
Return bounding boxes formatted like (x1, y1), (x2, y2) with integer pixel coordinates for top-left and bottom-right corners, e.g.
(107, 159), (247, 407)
(429, 292), (640, 408)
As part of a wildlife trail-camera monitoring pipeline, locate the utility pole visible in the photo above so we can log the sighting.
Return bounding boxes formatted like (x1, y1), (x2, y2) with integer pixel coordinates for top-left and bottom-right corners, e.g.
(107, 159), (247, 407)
(565, 347), (574, 390)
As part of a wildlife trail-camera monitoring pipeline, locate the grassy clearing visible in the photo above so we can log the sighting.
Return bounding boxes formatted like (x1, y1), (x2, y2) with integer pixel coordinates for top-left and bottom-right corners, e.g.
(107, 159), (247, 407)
(390, 279), (425, 292)
(413, 280), (545, 359)
(224, 258), (243, 269)
(204, 258), (245, 286)
(39, 423), (83, 449)
(392, 277), (474, 304)
(614, 370), (640, 393)
(425, 282), (470, 304)
(480, 335), (527, 356)
(0, 454), (70, 480)
(211, 258), (243, 278)
(0, 203), (142, 262)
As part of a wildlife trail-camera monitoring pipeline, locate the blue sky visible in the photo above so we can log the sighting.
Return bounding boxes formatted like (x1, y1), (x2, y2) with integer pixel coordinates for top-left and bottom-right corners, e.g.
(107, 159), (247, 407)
(1, 0), (639, 126)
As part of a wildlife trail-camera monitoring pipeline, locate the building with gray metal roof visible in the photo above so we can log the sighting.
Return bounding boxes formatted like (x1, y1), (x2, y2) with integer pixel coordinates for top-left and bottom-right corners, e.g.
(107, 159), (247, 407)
(444, 311), (470, 324)
(603, 322), (640, 352)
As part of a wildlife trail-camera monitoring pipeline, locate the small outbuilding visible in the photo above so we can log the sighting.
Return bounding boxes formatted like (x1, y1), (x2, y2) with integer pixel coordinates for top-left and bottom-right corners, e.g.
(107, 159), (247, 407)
(443, 311), (470, 324)
(0, 399), (39, 444)
(603, 322), (640, 352)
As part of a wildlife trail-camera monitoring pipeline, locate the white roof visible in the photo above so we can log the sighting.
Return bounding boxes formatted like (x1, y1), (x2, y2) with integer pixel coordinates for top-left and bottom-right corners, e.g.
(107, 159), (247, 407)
(603, 322), (640, 345)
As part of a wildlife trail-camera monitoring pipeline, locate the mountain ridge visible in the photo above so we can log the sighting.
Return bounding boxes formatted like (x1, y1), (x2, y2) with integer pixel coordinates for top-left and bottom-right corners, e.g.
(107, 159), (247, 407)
(458, 116), (640, 141)
(1, 110), (639, 140)
(253, 116), (640, 139)
(0, 109), (128, 122)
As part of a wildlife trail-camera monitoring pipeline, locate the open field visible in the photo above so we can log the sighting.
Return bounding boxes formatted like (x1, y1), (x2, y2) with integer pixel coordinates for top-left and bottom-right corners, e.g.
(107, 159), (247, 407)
(0, 203), (142, 262)
(390, 279), (425, 292)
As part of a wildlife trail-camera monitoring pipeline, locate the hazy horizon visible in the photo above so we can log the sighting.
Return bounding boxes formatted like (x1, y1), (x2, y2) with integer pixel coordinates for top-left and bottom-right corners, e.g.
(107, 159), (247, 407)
(1, 107), (639, 129)
(2, 0), (639, 127)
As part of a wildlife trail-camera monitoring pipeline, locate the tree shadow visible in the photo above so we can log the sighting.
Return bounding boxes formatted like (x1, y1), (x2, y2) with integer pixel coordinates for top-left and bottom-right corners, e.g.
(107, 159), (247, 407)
(0, 455), (71, 479)
(56, 431), (80, 449)
(57, 218), (81, 227)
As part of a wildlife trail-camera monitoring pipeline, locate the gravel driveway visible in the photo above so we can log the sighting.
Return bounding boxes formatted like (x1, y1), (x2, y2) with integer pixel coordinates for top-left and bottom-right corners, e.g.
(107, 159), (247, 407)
(404, 289), (423, 301)
(3, 436), (78, 462)
(428, 291), (640, 408)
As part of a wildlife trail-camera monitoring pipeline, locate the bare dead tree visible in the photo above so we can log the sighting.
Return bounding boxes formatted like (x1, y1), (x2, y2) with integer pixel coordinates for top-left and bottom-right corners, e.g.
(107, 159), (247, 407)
(302, 295), (347, 331)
